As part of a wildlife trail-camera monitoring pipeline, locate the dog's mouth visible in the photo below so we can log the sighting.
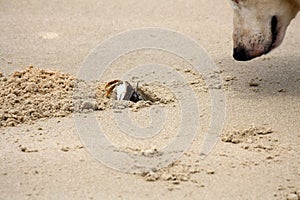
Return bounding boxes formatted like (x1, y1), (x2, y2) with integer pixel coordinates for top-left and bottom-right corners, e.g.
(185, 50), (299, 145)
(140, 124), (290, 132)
(266, 15), (279, 53)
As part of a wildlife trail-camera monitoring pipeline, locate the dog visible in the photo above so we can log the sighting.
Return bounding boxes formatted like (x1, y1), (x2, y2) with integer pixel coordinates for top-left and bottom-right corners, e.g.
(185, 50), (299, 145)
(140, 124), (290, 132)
(230, 0), (300, 61)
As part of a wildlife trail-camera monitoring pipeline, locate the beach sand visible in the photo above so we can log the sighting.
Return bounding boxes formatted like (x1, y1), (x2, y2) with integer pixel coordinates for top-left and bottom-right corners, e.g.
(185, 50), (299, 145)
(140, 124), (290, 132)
(0, 0), (299, 199)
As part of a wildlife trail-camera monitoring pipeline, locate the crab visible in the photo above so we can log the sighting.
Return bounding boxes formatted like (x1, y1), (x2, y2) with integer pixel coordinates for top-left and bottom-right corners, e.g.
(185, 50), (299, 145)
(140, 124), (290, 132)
(104, 80), (144, 103)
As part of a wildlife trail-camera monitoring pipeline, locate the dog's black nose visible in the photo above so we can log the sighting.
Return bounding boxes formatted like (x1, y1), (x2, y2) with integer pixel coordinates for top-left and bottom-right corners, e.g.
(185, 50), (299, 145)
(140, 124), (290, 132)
(233, 47), (249, 61)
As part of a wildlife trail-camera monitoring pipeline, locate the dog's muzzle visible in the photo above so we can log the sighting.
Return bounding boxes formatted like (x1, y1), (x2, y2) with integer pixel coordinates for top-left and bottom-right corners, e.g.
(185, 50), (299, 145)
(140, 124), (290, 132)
(233, 16), (279, 61)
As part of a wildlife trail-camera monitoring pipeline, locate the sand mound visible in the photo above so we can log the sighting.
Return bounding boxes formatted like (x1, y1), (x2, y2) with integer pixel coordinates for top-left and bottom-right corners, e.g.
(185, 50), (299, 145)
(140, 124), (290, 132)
(0, 67), (175, 127)
(0, 66), (75, 127)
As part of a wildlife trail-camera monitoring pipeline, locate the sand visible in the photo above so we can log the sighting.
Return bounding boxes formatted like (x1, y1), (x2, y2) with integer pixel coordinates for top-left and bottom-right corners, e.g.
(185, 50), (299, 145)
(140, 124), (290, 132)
(1, 0), (300, 199)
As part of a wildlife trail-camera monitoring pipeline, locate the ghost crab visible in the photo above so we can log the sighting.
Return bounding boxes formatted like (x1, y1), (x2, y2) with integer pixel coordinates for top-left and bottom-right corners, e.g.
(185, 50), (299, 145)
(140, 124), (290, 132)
(104, 80), (144, 103)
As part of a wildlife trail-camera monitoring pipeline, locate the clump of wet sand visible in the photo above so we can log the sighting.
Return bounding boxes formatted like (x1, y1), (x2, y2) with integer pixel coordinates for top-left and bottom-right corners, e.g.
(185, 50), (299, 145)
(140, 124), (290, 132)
(221, 126), (273, 144)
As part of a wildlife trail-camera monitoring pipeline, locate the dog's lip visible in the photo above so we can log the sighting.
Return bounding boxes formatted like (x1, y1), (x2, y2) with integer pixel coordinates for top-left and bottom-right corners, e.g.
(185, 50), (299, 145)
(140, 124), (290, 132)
(266, 16), (279, 53)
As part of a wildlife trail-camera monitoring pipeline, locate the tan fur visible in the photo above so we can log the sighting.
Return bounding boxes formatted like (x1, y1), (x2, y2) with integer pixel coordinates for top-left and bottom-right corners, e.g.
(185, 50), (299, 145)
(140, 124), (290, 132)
(230, 0), (300, 61)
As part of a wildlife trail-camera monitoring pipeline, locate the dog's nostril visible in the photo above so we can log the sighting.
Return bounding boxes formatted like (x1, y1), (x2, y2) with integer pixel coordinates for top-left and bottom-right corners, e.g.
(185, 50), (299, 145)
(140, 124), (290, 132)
(233, 47), (248, 61)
